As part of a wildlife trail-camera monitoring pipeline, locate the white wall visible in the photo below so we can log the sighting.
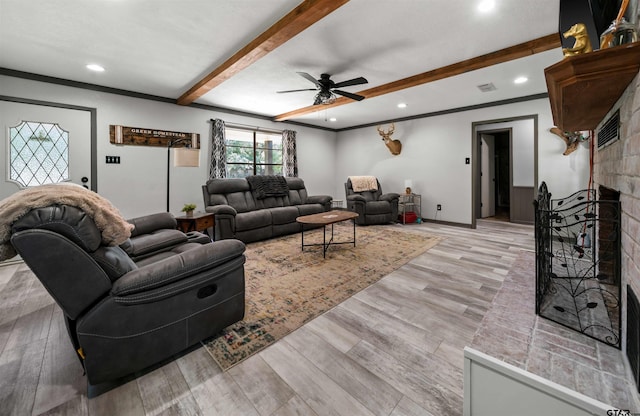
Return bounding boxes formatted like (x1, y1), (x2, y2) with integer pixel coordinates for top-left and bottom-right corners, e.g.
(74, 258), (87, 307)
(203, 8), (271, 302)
(1, 74), (590, 223)
(0, 75), (337, 218)
(335, 98), (591, 225)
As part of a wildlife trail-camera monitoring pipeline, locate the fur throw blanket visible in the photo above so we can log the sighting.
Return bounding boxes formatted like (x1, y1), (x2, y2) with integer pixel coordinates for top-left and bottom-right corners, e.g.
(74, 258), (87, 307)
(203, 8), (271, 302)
(349, 176), (379, 192)
(0, 183), (134, 261)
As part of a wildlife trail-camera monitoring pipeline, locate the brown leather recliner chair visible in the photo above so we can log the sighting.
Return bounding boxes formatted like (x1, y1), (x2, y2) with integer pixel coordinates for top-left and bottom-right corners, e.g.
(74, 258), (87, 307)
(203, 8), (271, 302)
(345, 178), (400, 225)
(9, 205), (246, 388)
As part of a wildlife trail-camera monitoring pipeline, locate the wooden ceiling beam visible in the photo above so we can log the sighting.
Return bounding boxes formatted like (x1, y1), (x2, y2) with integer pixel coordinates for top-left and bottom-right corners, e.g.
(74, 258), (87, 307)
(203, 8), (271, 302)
(177, 0), (350, 105)
(273, 33), (561, 122)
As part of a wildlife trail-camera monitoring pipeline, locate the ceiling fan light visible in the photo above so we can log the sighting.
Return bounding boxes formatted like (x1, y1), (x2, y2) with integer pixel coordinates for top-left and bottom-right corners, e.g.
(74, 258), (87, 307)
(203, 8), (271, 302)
(314, 90), (336, 105)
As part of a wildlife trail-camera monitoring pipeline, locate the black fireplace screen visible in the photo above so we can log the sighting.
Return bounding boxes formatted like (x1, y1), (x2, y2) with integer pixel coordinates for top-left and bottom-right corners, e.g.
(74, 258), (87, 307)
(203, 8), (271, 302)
(534, 182), (621, 348)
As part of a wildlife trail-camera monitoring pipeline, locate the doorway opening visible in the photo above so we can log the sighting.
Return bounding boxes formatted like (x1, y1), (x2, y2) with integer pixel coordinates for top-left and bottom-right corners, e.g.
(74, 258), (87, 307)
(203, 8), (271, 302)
(471, 115), (538, 228)
(476, 129), (511, 222)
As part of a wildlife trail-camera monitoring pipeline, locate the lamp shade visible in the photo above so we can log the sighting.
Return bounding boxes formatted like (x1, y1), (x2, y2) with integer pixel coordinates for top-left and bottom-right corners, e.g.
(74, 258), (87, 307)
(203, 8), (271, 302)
(404, 179), (413, 194)
(174, 148), (200, 167)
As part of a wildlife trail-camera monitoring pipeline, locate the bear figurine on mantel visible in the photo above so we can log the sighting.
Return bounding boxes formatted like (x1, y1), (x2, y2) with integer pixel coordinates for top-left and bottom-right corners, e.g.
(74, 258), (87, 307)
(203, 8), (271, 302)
(562, 23), (593, 57)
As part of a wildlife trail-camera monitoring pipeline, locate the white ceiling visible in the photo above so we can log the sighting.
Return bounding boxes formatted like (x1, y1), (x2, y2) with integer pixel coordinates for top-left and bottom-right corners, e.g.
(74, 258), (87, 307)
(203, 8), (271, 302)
(0, 0), (564, 130)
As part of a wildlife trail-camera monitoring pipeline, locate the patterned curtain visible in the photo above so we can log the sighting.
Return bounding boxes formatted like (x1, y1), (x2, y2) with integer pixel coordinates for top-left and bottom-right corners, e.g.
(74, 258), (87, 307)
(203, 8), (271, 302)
(282, 129), (298, 177)
(209, 119), (226, 179)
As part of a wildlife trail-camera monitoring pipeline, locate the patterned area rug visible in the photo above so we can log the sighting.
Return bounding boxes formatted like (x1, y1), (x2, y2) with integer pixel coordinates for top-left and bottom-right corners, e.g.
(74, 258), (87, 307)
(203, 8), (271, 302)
(203, 223), (440, 370)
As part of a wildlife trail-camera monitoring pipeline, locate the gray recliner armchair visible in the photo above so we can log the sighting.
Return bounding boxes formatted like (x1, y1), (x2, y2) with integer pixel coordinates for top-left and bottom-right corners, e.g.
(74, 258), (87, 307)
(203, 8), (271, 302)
(8, 205), (246, 387)
(345, 177), (400, 225)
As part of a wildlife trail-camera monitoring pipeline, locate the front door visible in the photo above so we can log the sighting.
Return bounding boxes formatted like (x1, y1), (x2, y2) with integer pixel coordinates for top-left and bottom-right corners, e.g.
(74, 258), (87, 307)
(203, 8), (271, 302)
(0, 100), (92, 200)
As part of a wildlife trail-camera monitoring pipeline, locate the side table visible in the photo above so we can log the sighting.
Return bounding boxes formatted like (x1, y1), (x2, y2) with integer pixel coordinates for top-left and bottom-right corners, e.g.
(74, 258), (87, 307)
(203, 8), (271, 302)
(399, 193), (421, 224)
(175, 212), (215, 240)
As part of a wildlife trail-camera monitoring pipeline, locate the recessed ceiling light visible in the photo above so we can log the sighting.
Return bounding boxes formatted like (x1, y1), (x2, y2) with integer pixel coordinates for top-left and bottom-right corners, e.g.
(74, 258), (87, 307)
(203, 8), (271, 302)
(86, 64), (105, 72)
(329, 117), (337, 122)
(397, 103), (407, 109)
(478, 0), (495, 12)
(514, 76), (528, 84)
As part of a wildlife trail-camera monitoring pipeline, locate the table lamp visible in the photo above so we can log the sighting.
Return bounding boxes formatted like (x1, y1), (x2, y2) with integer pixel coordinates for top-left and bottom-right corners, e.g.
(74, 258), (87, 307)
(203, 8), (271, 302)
(167, 139), (200, 212)
(404, 179), (412, 194)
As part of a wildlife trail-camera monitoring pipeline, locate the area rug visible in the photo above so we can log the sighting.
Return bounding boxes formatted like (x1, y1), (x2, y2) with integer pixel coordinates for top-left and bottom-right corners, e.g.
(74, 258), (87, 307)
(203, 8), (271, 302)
(203, 223), (441, 370)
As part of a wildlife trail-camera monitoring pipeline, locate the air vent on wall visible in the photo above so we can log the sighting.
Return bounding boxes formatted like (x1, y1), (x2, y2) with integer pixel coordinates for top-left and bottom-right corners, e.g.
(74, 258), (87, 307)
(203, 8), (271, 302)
(477, 83), (496, 92)
(598, 110), (620, 149)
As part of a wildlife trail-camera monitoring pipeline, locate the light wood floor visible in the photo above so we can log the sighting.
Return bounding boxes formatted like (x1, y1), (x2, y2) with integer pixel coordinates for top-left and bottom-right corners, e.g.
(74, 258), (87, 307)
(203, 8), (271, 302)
(0, 220), (535, 415)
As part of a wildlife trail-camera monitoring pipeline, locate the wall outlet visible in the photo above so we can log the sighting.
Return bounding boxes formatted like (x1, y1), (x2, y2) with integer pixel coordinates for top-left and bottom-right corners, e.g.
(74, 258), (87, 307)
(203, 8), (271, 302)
(106, 156), (121, 164)
(437, 204), (442, 211)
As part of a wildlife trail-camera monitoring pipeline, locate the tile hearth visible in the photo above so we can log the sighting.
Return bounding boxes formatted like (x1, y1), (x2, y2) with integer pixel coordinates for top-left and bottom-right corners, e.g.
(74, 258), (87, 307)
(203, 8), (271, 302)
(471, 250), (640, 411)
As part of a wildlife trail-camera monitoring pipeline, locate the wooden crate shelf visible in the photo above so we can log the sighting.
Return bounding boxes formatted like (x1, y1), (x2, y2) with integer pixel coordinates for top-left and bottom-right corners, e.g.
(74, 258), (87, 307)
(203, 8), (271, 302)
(545, 42), (640, 132)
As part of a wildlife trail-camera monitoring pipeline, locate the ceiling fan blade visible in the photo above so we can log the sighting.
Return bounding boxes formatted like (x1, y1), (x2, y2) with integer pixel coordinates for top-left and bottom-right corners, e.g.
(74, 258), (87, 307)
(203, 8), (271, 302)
(332, 76), (368, 88)
(277, 88), (317, 93)
(333, 90), (365, 101)
(297, 72), (322, 88)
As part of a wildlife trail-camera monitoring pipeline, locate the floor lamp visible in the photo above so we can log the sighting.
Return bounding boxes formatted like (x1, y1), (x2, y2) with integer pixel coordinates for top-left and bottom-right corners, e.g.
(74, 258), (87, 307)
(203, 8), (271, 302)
(167, 138), (200, 212)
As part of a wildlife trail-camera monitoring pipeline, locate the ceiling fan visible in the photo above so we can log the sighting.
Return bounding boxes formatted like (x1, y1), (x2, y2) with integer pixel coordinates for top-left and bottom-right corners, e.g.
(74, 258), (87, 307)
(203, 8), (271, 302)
(277, 72), (368, 105)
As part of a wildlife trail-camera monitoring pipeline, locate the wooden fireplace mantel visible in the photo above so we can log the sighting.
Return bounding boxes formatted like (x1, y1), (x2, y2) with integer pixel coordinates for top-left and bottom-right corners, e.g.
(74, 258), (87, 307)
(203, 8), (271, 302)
(545, 42), (640, 132)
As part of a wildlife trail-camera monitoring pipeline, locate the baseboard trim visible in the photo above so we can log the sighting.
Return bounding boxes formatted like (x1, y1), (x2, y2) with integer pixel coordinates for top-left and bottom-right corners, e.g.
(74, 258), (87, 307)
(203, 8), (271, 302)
(420, 218), (473, 229)
(510, 220), (534, 226)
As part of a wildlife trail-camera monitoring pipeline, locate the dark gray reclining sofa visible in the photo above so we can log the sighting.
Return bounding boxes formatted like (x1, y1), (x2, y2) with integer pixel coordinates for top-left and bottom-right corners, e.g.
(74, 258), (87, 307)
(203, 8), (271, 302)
(10, 207), (245, 387)
(202, 176), (332, 243)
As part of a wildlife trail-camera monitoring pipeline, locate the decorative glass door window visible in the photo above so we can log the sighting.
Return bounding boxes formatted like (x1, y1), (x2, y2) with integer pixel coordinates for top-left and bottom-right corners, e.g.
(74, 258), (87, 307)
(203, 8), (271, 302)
(9, 121), (69, 187)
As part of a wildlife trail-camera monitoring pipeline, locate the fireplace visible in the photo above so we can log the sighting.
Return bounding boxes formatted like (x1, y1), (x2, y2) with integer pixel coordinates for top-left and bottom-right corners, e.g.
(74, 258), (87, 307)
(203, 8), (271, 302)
(535, 182), (621, 348)
(628, 285), (640, 392)
(598, 186), (620, 286)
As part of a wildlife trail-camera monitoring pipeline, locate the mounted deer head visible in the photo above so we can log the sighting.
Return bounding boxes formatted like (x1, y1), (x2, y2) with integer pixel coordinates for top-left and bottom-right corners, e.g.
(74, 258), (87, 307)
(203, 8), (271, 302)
(377, 123), (402, 155)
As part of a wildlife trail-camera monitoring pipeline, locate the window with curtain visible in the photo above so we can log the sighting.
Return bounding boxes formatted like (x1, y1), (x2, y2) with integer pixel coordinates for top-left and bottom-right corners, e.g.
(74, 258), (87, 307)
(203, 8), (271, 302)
(225, 128), (283, 178)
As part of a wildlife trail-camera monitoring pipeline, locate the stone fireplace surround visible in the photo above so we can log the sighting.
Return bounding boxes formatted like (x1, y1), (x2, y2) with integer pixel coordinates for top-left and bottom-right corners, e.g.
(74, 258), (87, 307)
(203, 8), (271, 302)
(595, 72), (640, 378)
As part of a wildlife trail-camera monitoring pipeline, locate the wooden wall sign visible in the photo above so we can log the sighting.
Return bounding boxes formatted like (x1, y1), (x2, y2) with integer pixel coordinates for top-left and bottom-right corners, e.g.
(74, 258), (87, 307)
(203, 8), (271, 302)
(109, 125), (200, 148)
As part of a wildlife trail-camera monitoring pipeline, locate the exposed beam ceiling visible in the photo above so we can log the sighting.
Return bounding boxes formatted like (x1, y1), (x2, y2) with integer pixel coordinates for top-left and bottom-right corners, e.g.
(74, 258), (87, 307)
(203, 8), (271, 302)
(1, 1), (563, 129)
(273, 33), (561, 122)
(176, 0), (349, 105)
